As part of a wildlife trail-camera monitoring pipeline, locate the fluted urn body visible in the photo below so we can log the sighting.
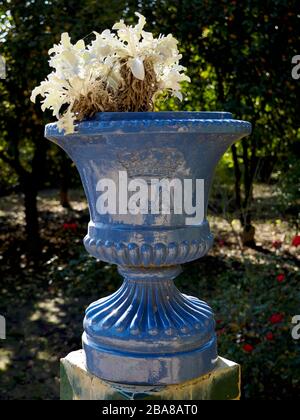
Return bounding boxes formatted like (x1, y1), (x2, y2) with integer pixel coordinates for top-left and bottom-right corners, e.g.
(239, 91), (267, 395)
(46, 112), (251, 385)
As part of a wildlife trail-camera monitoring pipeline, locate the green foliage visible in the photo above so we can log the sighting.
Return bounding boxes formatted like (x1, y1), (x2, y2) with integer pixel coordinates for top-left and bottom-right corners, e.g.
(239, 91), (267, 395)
(276, 152), (300, 212)
(206, 258), (300, 400)
(0, 0), (299, 225)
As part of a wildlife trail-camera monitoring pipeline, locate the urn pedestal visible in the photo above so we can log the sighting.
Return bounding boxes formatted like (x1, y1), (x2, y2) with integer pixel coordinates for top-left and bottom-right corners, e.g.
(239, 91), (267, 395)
(60, 350), (241, 400)
(46, 112), (251, 386)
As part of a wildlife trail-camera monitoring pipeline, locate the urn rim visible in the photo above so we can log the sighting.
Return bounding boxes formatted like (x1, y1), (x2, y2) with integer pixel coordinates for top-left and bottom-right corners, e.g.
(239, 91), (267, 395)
(45, 111), (252, 137)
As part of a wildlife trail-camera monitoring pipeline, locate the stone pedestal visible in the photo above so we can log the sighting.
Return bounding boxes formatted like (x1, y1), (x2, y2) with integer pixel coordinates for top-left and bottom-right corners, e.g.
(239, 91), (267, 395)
(60, 350), (241, 400)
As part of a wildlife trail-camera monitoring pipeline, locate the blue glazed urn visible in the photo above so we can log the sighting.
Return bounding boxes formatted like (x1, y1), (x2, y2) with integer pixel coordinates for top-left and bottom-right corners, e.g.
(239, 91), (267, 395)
(45, 112), (251, 385)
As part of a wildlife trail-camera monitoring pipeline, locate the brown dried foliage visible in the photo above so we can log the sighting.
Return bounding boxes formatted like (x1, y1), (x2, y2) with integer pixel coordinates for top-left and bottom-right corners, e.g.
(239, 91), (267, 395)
(71, 58), (159, 121)
(71, 80), (117, 121)
(116, 59), (159, 112)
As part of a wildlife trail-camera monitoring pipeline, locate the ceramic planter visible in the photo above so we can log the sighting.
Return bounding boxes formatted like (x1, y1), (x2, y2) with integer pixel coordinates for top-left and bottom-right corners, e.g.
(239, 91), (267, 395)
(45, 111), (251, 385)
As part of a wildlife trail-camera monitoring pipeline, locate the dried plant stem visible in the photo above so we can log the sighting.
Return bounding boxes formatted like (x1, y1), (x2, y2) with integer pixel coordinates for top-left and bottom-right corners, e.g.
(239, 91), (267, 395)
(71, 58), (159, 121)
(116, 58), (159, 112)
(71, 79), (117, 121)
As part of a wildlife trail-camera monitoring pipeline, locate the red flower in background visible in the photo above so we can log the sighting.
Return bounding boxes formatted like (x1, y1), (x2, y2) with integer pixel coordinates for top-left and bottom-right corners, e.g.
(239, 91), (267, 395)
(63, 222), (78, 231)
(272, 240), (282, 249)
(276, 273), (285, 283)
(243, 344), (254, 353)
(217, 328), (226, 336)
(269, 313), (284, 325)
(266, 332), (274, 341)
(292, 235), (300, 247)
(218, 239), (226, 247)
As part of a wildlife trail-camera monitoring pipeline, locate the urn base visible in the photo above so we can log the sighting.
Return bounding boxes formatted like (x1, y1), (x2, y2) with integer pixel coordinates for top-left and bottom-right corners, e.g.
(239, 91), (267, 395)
(82, 332), (218, 385)
(83, 266), (218, 385)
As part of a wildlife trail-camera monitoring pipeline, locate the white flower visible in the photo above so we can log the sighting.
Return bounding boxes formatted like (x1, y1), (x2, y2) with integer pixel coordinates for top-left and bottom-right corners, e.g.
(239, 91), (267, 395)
(31, 13), (190, 134)
(57, 108), (76, 135)
(129, 57), (145, 80)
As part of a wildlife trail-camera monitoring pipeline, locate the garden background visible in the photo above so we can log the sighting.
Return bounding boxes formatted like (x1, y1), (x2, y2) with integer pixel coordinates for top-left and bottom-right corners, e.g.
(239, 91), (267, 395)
(0, 0), (299, 400)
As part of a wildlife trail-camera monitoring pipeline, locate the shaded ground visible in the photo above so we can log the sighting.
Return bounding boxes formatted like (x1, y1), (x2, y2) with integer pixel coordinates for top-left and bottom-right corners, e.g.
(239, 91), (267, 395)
(0, 185), (299, 400)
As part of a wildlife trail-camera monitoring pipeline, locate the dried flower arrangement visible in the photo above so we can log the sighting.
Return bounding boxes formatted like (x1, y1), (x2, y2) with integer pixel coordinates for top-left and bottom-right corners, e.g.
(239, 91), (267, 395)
(31, 13), (190, 134)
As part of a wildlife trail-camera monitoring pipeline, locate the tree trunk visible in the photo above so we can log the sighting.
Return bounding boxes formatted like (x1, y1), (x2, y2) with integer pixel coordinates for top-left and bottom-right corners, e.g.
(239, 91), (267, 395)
(59, 161), (71, 209)
(58, 151), (72, 209)
(231, 141), (256, 247)
(23, 178), (40, 260)
(21, 128), (46, 261)
(241, 139), (256, 246)
(60, 187), (71, 209)
(231, 144), (242, 216)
